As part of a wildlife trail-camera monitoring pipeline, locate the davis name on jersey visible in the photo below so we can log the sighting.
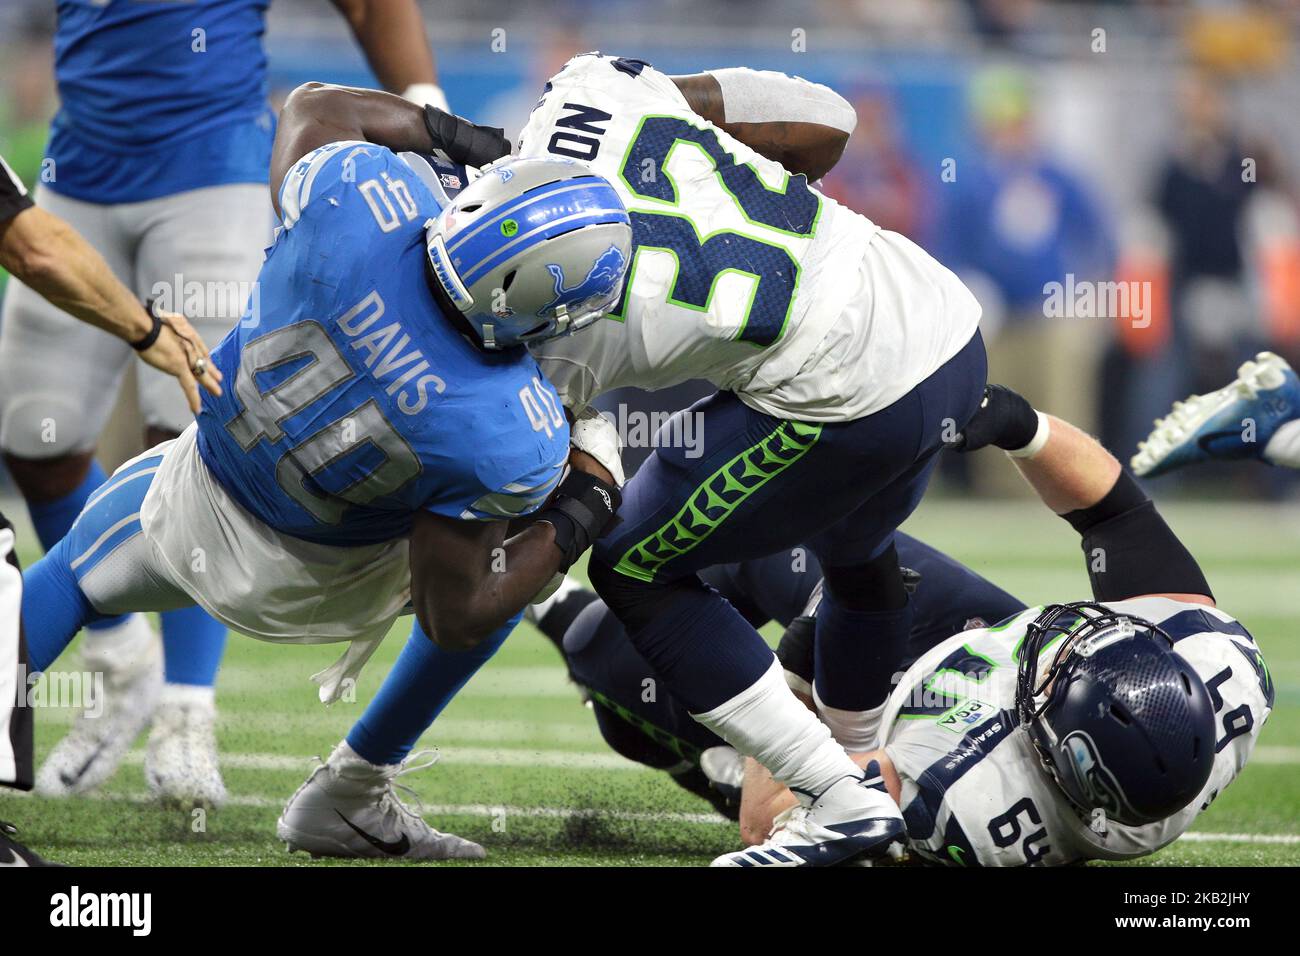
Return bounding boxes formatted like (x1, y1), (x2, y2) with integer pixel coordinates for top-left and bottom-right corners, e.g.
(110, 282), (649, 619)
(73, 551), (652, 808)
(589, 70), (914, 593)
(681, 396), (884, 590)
(878, 597), (1273, 866)
(196, 142), (569, 546)
(518, 53), (980, 421)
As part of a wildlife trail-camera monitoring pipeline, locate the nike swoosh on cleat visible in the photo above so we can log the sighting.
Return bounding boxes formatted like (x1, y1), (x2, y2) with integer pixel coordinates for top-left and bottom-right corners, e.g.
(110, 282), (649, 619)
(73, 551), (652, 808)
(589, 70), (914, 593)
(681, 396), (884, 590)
(0, 843), (29, 868)
(1195, 431), (1256, 458)
(333, 811), (412, 855)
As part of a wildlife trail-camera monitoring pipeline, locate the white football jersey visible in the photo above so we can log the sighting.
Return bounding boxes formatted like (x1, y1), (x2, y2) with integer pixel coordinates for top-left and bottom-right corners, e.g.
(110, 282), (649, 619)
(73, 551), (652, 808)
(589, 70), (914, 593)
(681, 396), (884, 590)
(518, 54), (981, 422)
(878, 597), (1273, 866)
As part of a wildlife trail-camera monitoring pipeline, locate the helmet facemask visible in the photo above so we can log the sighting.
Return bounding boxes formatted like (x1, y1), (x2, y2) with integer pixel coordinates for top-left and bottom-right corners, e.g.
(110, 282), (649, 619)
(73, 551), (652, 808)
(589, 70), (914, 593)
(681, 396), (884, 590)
(1015, 602), (1179, 827)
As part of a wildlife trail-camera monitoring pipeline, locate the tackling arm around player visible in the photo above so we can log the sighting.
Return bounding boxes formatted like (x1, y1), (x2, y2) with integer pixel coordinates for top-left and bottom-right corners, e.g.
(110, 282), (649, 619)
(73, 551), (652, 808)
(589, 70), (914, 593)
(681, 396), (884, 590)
(268, 82), (623, 651)
(275, 57), (988, 865)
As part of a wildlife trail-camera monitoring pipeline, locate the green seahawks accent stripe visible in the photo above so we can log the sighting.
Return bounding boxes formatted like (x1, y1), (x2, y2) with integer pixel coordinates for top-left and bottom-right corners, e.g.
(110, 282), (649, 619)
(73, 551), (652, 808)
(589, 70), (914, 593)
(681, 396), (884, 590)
(612, 420), (823, 582)
(587, 689), (702, 764)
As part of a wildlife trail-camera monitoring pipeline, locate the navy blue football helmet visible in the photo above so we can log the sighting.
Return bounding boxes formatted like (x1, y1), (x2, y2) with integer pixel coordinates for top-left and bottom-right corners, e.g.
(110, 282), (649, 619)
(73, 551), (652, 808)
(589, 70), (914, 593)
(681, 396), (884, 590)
(1015, 602), (1216, 826)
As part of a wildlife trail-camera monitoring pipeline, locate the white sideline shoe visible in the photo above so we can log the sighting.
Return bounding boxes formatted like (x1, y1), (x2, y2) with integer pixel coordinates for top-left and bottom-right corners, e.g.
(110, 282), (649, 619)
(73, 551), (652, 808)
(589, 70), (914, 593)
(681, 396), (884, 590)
(145, 685), (226, 809)
(711, 774), (904, 867)
(277, 741), (486, 861)
(35, 614), (162, 796)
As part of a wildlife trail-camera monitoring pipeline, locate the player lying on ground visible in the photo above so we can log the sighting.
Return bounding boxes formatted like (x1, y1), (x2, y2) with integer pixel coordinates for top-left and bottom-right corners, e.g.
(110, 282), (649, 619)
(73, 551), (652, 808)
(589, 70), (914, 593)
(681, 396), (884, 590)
(6, 0), (451, 811)
(277, 53), (984, 866)
(16, 85), (632, 855)
(533, 390), (1273, 865)
(1132, 351), (1300, 478)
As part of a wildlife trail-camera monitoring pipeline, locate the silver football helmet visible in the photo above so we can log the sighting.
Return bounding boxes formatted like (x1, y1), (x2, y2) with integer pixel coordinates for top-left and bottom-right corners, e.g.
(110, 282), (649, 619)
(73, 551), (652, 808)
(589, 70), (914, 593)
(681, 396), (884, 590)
(426, 157), (632, 349)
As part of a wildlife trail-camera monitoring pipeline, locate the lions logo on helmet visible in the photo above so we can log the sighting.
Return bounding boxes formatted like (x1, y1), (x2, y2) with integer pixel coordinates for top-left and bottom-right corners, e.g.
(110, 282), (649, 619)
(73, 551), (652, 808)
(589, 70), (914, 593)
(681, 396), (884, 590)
(426, 157), (631, 349)
(540, 244), (628, 318)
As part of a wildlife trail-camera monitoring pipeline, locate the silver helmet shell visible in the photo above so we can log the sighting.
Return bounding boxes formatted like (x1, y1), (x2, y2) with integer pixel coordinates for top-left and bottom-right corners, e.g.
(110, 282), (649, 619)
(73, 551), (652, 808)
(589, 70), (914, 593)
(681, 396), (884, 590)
(426, 157), (632, 349)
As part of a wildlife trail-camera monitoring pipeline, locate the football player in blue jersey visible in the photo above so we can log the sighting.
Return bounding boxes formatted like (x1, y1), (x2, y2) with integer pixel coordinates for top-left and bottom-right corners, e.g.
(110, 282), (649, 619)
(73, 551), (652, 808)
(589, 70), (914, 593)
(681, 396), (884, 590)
(17, 82), (632, 857)
(1, 0), (452, 808)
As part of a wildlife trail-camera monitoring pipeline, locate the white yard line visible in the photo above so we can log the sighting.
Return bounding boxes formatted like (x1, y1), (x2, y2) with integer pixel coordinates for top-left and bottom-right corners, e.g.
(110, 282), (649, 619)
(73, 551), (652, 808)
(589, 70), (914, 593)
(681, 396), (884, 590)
(117, 746), (648, 772)
(7, 788), (1296, 847)
(1177, 832), (1300, 846)
(1253, 745), (1300, 764)
(78, 743), (1300, 770)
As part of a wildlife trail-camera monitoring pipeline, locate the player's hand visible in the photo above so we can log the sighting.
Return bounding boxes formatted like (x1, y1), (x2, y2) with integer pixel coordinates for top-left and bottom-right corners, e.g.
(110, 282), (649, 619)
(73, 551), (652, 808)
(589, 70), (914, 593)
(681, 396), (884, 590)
(137, 310), (223, 415)
(569, 407), (625, 486)
(568, 448), (615, 487)
(949, 384), (1038, 453)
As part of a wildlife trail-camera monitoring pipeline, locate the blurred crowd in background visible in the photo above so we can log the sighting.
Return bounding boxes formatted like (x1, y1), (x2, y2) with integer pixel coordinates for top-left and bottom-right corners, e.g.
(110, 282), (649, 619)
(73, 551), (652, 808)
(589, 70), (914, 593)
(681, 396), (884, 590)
(2, 0), (1299, 498)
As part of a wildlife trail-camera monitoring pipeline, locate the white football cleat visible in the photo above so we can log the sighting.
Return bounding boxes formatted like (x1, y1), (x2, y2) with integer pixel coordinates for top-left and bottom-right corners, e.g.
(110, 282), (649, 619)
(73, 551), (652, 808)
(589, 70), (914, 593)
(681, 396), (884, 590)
(1131, 351), (1300, 478)
(35, 614), (162, 796)
(145, 685), (226, 809)
(277, 741), (486, 861)
(711, 773), (904, 867)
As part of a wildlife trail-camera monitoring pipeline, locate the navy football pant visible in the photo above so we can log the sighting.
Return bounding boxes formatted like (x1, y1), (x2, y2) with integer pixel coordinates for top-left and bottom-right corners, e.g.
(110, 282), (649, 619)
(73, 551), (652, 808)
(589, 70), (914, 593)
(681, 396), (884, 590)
(587, 331), (987, 713)
(566, 533), (1026, 772)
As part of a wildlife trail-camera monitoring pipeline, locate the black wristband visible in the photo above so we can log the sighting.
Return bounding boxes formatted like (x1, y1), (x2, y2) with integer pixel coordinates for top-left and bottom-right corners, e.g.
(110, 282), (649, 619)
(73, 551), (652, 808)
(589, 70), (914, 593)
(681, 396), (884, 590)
(422, 105), (511, 167)
(537, 470), (621, 569)
(131, 300), (163, 352)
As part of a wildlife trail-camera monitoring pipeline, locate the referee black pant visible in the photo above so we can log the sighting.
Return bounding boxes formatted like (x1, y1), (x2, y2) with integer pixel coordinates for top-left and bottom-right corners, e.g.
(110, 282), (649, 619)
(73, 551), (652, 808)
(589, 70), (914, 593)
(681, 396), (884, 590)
(0, 510), (33, 791)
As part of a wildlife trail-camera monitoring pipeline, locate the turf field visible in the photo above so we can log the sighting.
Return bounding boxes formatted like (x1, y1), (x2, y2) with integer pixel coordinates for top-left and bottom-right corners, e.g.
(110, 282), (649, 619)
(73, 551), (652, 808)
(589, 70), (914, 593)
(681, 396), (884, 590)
(2, 498), (1297, 867)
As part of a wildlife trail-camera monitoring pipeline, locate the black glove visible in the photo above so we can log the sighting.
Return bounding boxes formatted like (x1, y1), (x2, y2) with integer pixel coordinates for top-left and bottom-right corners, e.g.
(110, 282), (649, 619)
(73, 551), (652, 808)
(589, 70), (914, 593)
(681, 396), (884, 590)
(950, 384), (1039, 453)
(422, 105), (511, 167)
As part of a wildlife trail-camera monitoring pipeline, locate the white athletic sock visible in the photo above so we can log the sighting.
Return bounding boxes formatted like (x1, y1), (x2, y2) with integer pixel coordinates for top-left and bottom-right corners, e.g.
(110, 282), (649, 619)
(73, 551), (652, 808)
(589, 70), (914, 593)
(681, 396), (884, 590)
(81, 614), (156, 682)
(812, 687), (889, 752)
(1264, 419), (1300, 469)
(692, 658), (862, 802)
(160, 682), (215, 709)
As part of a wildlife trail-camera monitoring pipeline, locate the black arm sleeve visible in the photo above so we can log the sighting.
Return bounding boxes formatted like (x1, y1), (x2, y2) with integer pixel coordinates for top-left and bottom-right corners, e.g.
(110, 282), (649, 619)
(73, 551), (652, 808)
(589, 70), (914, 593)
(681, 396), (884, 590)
(0, 155), (34, 226)
(1062, 470), (1212, 602)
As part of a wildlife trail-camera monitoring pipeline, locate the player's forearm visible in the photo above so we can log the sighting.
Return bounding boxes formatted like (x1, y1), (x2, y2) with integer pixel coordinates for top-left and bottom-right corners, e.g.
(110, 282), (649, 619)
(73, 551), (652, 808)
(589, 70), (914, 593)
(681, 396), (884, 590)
(1011, 415), (1122, 515)
(333, 0), (439, 95)
(673, 70), (856, 180)
(416, 523), (565, 651)
(0, 206), (150, 343)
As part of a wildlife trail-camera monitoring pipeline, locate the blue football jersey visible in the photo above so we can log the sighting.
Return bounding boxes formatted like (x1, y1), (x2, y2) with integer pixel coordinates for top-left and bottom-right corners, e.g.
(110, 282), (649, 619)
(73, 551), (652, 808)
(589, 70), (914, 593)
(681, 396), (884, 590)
(196, 142), (569, 546)
(48, 0), (274, 203)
